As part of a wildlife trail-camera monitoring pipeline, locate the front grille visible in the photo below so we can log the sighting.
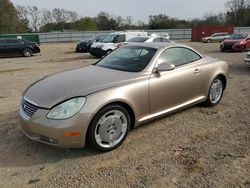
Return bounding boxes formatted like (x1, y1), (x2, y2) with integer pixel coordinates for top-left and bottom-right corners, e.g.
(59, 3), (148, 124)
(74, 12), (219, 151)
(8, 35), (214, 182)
(22, 98), (38, 117)
(224, 43), (234, 50)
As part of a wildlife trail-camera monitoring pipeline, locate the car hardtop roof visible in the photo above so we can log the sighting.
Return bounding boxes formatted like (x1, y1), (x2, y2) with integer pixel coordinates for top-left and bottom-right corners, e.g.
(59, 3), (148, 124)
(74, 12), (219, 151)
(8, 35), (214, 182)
(109, 31), (147, 35)
(124, 42), (188, 49)
(0, 38), (21, 40)
(213, 32), (228, 34)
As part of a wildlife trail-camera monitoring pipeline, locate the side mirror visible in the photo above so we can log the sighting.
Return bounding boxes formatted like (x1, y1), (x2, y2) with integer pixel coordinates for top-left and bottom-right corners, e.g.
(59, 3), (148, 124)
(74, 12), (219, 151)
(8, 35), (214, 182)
(155, 62), (175, 72)
(96, 39), (100, 42)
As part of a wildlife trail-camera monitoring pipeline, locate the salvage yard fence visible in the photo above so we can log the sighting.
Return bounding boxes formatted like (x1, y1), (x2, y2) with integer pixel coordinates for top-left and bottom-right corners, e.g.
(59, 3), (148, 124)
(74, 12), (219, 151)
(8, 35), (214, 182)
(38, 27), (250, 43)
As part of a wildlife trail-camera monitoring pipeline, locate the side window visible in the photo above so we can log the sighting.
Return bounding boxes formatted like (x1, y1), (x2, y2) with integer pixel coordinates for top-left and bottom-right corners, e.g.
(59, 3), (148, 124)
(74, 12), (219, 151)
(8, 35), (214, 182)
(115, 35), (126, 43)
(153, 38), (162, 42)
(190, 50), (202, 61)
(157, 47), (201, 67)
(0, 40), (8, 45)
(7, 39), (22, 44)
(162, 38), (170, 42)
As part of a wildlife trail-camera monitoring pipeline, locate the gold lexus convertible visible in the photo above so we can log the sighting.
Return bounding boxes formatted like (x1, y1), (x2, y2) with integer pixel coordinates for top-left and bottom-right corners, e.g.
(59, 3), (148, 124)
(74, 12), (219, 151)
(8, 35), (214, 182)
(20, 43), (228, 151)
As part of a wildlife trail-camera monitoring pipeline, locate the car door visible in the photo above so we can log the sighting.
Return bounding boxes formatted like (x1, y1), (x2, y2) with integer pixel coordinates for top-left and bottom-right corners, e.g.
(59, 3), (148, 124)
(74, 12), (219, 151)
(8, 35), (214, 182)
(149, 47), (204, 115)
(245, 37), (250, 49)
(7, 39), (23, 53)
(0, 39), (9, 54)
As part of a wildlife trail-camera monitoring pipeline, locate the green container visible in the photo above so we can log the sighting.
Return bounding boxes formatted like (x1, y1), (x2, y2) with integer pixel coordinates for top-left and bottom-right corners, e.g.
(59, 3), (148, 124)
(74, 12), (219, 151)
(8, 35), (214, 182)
(0, 34), (40, 44)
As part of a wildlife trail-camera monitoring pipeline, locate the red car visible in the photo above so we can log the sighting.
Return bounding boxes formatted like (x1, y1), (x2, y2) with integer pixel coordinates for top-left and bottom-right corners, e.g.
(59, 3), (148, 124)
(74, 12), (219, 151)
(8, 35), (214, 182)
(220, 33), (250, 52)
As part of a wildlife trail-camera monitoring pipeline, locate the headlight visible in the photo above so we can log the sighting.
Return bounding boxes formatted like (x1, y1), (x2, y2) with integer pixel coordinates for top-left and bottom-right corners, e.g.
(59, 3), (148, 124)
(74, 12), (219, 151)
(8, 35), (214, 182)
(47, 97), (86, 120)
(96, 45), (104, 48)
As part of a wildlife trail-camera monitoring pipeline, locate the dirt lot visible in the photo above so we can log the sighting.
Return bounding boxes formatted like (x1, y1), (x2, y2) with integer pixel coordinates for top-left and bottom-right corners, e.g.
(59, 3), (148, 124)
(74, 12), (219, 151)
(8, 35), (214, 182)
(0, 42), (249, 188)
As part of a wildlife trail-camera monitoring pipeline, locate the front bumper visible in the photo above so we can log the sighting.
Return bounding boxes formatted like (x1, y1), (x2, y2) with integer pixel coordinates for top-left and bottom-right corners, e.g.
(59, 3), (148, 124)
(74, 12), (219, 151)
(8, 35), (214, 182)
(245, 57), (250, 66)
(221, 43), (244, 51)
(19, 106), (92, 148)
(33, 46), (41, 53)
(76, 44), (88, 52)
(90, 47), (106, 58)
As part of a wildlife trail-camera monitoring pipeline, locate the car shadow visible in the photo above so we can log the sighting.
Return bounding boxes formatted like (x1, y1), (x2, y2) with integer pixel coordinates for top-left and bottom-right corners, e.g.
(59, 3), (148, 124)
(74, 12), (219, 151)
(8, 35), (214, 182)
(0, 111), (100, 168)
(0, 55), (38, 59)
(0, 104), (218, 168)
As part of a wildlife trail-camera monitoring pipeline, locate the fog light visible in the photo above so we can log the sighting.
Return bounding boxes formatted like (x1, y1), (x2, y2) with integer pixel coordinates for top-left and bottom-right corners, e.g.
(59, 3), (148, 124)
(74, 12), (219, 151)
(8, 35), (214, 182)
(39, 135), (58, 144)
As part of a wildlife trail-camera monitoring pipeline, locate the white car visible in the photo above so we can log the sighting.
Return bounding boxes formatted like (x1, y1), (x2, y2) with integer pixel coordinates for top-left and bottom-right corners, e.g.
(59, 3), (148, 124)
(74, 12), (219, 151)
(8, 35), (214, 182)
(123, 36), (173, 45)
(151, 32), (170, 39)
(90, 31), (148, 58)
(245, 52), (250, 67)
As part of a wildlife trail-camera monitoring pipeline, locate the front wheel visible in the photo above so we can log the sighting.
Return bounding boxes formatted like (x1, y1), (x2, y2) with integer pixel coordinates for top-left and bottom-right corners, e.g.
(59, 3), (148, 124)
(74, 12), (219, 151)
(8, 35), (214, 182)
(87, 105), (130, 151)
(22, 48), (33, 57)
(205, 77), (224, 106)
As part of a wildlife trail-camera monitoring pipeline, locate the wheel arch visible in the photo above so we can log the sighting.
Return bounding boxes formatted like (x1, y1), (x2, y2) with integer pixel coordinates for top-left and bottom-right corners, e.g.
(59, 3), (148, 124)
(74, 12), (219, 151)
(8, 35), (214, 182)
(22, 46), (34, 52)
(85, 100), (136, 146)
(215, 74), (227, 90)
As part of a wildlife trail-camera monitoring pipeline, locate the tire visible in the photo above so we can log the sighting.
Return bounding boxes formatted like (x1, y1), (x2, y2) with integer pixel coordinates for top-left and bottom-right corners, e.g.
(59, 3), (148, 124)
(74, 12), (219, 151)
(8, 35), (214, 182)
(106, 49), (112, 55)
(205, 77), (224, 106)
(220, 47), (225, 52)
(22, 48), (33, 57)
(207, 39), (212, 43)
(87, 105), (130, 151)
(241, 45), (246, 52)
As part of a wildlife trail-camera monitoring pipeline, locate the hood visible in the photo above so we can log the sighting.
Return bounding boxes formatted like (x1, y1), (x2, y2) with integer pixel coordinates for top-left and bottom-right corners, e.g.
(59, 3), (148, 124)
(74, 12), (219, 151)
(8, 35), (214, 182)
(223, 39), (243, 43)
(91, 42), (101, 48)
(24, 65), (142, 108)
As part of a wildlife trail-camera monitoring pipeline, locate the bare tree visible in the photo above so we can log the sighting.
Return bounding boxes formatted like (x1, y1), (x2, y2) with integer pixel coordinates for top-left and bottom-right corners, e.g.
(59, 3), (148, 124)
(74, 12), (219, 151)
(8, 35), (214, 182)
(52, 8), (75, 23)
(68, 11), (79, 22)
(27, 6), (41, 32)
(16, 5), (29, 22)
(52, 8), (63, 23)
(41, 8), (53, 26)
(225, 0), (250, 26)
(61, 9), (70, 23)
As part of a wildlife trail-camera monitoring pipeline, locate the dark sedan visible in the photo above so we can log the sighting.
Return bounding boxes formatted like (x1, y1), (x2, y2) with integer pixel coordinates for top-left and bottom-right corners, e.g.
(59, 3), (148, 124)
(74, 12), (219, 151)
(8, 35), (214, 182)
(76, 35), (106, 52)
(0, 38), (40, 57)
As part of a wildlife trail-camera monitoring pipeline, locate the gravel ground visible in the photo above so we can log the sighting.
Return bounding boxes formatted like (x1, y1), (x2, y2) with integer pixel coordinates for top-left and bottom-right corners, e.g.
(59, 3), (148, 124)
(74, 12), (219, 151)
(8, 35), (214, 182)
(0, 42), (249, 188)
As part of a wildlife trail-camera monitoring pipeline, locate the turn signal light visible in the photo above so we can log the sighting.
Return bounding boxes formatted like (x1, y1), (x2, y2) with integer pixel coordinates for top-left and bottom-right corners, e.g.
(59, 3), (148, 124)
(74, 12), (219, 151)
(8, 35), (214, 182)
(64, 132), (81, 137)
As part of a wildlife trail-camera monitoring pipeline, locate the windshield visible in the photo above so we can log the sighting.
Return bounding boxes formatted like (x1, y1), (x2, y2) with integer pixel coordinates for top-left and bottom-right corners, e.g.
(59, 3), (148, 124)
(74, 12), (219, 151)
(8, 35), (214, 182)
(95, 46), (157, 72)
(229, 33), (247, 40)
(127, 37), (149, 42)
(102, 34), (119, 43)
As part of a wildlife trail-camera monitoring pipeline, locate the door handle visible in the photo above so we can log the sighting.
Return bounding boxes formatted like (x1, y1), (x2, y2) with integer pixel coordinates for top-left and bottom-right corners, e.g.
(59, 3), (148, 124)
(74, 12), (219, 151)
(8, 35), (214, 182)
(194, 68), (200, 74)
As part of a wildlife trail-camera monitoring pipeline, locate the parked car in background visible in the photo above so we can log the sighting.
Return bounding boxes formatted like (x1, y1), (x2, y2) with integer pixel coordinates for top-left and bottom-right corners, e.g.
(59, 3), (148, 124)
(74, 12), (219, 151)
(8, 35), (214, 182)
(201, 32), (229, 43)
(151, 32), (170, 39)
(123, 36), (173, 45)
(245, 52), (250, 67)
(90, 31), (148, 58)
(0, 38), (40, 57)
(20, 43), (228, 151)
(76, 35), (106, 52)
(220, 33), (250, 52)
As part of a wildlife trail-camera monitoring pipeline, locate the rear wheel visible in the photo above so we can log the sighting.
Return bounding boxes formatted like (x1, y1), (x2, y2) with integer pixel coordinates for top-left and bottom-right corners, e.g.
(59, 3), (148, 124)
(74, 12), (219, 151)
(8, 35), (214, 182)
(87, 105), (130, 151)
(207, 39), (212, 43)
(22, 48), (33, 57)
(205, 77), (224, 106)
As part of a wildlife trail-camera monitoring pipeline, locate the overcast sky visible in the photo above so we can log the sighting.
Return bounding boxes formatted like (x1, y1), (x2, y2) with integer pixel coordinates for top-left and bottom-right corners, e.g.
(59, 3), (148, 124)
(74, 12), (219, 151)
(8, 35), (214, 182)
(10, 0), (228, 23)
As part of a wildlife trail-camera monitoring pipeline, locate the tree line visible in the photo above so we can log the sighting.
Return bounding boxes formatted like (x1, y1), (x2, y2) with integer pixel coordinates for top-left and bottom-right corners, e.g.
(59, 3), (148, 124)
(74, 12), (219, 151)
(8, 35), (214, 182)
(0, 0), (250, 34)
